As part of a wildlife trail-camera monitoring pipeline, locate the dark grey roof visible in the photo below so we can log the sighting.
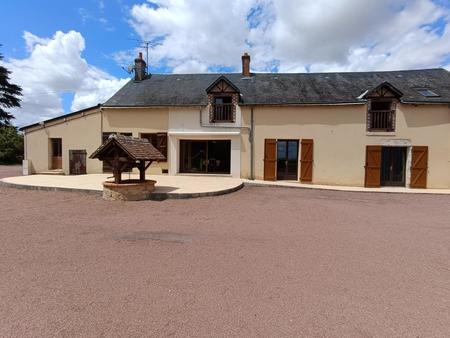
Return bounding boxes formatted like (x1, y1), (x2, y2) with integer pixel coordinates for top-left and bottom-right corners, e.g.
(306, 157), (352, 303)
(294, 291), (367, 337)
(104, 68), (450, 107)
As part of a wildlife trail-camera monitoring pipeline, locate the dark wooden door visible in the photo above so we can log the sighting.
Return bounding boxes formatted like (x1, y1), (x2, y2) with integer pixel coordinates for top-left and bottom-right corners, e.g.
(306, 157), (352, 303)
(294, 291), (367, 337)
(276, 140), (299, 180)
(69, 150), (87, 175)
(365, 145), (381, 187)
(381, 147), (407, 186)
(50, 138), (62, 169)
(263, 139), (277, 181)
(410, 146), (428, 188)
(300, 139), (313, 182)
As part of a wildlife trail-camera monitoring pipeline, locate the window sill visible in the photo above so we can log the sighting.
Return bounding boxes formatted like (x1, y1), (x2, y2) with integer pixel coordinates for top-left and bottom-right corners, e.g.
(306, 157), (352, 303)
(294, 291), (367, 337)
(366, 131), (396, 136)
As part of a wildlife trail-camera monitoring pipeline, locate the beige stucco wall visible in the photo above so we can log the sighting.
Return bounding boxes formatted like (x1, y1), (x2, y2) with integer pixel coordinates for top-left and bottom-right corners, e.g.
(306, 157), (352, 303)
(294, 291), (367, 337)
(250, 104), (450, 188)
(102, 107), (169, 173)
(24, 109), (103, 174)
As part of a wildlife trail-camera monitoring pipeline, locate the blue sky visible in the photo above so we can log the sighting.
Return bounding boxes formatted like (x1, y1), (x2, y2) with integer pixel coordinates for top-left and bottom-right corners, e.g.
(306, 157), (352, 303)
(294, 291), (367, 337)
(1, 0), (450, 126)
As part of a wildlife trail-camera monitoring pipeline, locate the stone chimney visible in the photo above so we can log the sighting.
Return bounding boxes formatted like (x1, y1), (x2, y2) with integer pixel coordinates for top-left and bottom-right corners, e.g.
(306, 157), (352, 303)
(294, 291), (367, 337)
(134, 52), (146, 81)
(242, 52), (251, 77)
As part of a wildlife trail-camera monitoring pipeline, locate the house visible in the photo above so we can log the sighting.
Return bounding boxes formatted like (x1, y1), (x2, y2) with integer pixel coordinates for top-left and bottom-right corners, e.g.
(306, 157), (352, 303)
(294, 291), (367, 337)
(20, 53), (450, 189)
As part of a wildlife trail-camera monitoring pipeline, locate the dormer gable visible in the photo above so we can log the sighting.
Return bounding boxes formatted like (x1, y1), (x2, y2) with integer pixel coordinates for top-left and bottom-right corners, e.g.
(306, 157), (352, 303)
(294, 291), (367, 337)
(360, 81), (403, 100)
(205, 75), (240, 94)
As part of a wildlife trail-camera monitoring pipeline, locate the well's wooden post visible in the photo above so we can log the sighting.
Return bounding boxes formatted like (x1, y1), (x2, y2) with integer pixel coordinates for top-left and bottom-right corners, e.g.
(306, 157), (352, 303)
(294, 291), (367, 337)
(139, 160), (146, 182)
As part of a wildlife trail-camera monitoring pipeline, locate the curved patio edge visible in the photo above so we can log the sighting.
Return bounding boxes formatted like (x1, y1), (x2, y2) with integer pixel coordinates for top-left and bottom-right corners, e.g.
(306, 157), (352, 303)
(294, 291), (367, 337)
(0, 179), (245, 200)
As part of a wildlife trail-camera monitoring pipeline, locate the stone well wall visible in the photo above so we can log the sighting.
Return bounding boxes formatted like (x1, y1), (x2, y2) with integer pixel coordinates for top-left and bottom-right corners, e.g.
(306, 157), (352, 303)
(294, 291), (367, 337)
(103, 180), (156, 201)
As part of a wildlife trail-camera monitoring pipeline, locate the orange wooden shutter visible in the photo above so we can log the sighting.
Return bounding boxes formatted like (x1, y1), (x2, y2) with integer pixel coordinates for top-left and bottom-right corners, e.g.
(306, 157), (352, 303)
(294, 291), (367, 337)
(410, 146), (428, 188)
(263, 139), (277, 181)
(365, 146), (381, 187)
(300, 139), (313, 182)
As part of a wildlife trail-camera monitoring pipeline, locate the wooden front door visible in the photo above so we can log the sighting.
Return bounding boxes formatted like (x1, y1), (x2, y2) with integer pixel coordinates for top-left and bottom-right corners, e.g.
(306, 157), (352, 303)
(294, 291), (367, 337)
(410, 146), (428, 188)
(50, 138), (62, 169)
(381, 147), (407, 186)
(276, 140), (299, 180)
(263, 139), (277, 181)
(365, 145), (381, 187)
(69, 150), (87, 175)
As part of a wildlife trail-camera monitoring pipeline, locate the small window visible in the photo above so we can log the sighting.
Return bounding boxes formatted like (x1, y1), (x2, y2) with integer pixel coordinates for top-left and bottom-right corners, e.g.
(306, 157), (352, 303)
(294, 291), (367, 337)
(416, 88), (440, 97)
(367, 100), (395, 132)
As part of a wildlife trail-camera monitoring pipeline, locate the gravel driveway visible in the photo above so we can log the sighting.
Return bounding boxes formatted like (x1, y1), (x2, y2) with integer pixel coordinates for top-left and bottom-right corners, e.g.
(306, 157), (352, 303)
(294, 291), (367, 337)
(1, 165), (449, 337)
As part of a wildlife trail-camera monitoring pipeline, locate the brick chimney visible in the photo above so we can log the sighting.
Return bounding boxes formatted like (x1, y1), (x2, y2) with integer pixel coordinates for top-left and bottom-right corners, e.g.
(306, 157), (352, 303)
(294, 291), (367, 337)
(134, 52), (146, 81)
(242, 52), (251, 77)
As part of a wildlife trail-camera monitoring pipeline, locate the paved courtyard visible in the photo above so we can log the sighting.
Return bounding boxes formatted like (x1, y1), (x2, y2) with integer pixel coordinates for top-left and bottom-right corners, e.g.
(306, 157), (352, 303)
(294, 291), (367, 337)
(1, 165), (449, 337)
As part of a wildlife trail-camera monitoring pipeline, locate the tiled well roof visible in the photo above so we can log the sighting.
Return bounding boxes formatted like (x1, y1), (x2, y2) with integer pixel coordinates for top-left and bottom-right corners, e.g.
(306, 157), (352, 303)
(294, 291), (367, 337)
(104, 68), (450, 107)
(90, 134), (166, 161)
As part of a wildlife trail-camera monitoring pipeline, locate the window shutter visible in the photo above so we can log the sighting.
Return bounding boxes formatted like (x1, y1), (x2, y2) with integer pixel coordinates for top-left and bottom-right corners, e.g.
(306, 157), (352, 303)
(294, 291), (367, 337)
(263, 139), (277, 181)
(365, 145), (381, 187)
(300, 139), (313, 182)
(410, 146), (428, 188)
(156, 133), (168, 159)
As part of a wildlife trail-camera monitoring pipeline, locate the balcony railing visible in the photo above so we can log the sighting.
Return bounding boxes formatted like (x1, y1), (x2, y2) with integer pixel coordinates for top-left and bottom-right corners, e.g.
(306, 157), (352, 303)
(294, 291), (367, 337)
(211, 103), (234, 122)
(368, 110), (395, 131)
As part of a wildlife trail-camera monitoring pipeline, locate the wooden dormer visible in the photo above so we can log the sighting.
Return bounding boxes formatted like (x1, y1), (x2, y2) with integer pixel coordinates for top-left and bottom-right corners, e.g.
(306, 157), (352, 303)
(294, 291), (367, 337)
(206, 76), (240, 123)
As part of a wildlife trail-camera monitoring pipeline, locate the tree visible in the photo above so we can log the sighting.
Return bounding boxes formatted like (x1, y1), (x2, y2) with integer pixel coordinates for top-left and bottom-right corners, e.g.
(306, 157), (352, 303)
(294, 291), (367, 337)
(0, 126), (23, 164)
(0, 46), (22, 127)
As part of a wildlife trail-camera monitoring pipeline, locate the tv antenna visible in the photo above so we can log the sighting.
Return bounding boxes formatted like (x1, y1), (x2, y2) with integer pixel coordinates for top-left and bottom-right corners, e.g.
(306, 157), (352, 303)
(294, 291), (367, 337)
(128, 38), (151, 74)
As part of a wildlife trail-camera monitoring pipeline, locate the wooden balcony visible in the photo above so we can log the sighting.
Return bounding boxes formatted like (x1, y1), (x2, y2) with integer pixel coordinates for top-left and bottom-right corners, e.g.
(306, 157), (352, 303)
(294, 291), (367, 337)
(211, 103), (234, 122)
(368, 110), (395, 131)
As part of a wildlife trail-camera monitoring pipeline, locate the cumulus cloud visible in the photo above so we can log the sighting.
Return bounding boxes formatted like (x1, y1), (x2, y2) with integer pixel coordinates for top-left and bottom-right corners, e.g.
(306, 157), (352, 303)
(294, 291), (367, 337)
(128, 0), (450, 73)
(1, 31), (127, 126)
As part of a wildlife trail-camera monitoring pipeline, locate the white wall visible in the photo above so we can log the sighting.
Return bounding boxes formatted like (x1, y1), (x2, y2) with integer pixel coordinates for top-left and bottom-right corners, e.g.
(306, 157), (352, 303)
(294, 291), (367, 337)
(168, 106), (242, 178)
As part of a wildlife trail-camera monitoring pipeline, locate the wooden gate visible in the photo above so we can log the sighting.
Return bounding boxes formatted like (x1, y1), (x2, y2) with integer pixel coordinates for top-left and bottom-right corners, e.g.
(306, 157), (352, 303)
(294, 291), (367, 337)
(300, 139), (313, 182)
(410, 146), (428, 188)
(263, 139), (277, 181)
(69, 150), (87, 175)
(365, 146), (381, 187)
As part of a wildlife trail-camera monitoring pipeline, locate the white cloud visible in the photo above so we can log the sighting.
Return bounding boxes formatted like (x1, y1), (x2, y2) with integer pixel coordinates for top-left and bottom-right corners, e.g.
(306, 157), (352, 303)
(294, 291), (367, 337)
(128, 0), (450, 73)
(1, 31), (127, 126)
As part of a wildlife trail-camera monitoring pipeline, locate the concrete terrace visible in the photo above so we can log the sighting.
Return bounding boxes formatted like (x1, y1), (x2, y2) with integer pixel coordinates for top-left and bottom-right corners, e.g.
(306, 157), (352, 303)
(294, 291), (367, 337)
(2, 172), (450, 196)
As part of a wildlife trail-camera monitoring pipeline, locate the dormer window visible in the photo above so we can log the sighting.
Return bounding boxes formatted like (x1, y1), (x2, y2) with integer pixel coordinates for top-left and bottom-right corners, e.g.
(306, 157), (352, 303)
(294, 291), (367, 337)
(205, 75), (240, 124)
(361, 82), (402, 133)
(212, 96), (233, 122)
(367, 99), (396, 132)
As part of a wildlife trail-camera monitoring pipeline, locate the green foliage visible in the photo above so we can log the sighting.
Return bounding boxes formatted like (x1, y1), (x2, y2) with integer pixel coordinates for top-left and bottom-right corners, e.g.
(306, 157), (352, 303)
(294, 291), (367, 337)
(0, 126), (23, 164)
(0, 46), (22, 127)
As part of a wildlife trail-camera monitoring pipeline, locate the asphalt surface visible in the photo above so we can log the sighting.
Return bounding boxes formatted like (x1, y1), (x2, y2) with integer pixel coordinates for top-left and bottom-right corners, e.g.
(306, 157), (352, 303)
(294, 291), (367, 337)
(1, 165), (449, 337)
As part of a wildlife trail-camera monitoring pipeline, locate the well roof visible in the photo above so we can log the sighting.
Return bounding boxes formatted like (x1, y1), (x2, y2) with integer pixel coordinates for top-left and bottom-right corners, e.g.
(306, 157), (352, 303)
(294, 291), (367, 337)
(90, 134), (166, 161)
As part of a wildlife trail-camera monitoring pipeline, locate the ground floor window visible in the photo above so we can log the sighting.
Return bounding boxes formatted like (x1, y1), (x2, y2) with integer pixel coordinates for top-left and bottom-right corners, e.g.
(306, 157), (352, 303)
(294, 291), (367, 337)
(381, 146), (407, 186)
(180, 140), (231, 174)
(276, 140), (299, 180)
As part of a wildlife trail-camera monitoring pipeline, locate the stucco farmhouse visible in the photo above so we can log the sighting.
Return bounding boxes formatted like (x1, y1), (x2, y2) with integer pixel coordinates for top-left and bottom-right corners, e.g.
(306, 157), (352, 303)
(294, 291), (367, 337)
(21, 53), (450, 189)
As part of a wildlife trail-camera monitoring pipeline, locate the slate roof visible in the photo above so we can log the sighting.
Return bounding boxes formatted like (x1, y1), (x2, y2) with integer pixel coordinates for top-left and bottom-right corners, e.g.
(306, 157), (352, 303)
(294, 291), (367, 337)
(104, 68), (450, 107)
(90, 134), (166, 161)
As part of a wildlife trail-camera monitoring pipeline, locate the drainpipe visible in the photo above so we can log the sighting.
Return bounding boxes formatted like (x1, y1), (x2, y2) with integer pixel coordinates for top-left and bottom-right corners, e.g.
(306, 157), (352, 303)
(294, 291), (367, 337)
(250, 106), (254, 180)
(100, 105), (104, 143)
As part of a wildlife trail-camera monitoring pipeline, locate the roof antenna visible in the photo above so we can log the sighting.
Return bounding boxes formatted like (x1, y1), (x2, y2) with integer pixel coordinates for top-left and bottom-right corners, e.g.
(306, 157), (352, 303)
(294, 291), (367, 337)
(129, 38), (151, 74)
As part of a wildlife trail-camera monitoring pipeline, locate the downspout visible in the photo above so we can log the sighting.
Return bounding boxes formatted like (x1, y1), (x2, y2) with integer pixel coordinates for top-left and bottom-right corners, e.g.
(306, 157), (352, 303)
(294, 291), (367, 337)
(250, 106), (254, 180)
(100, 106), (104, 142)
